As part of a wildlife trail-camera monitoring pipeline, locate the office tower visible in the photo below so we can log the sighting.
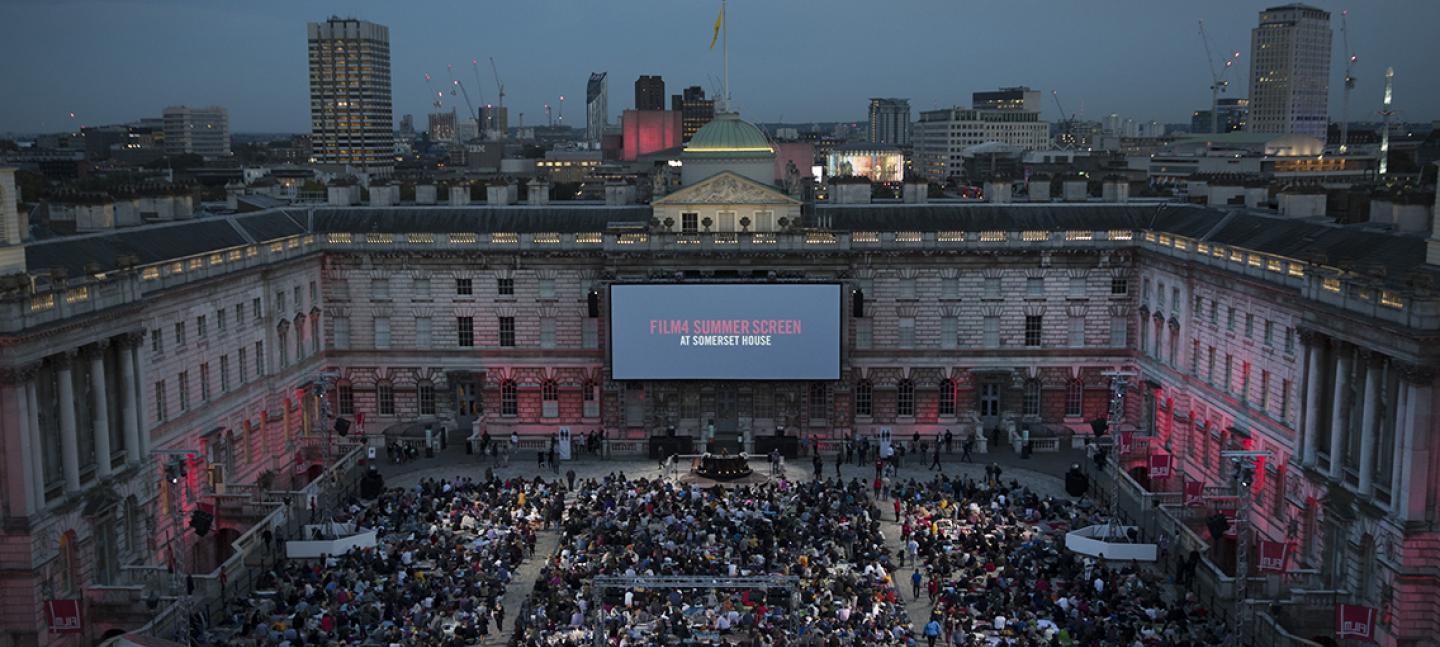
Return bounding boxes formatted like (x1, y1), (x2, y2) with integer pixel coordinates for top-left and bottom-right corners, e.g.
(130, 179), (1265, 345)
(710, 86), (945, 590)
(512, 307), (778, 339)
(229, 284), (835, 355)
(478, 105), (508, 139)
(428, 110), (457, 143)
(398, 114), (415, 137)
(972, 86), (1041, 112)
(912, 106), (1050, 181)
(671, 85), (716, 143)
(635, 75), (666, 111)
(307, 17), (394, 175)
(1247, 4), (1331, 138)
(867, 98), (911, 146)
(162, 106), (231, 158)
(1191, 98), (1250, 134)
(586, 72), (608, 142)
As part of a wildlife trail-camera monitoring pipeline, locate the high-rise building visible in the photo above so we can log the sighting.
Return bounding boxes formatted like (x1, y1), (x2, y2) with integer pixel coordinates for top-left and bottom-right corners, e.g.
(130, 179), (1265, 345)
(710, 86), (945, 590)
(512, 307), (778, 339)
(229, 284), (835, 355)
(1191, 98), (1250, 134)
(972, 86), (1041, 112)
(428, 110), (457, 143)
(867, 98), (911, 146)
(635, 75), (665, 111)
(671, 86), (716, 143)
(586, 72), (608, 142)
(1247, 4), (1331, 138)
(398, 114), (415, 137)
(478, 105), (508, 139)
(307, 17), (394, 176)
(912, 107), (1051, 181)
(162, 106), (231, 158)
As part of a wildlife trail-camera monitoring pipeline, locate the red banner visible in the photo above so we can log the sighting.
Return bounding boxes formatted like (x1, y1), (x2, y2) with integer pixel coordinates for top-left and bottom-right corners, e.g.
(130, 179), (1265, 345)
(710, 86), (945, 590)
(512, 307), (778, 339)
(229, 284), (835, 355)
(45, 599), (81, 634)
(1118, 431), (1133, 454)
(1183, 479), (1204, 507)
(1147, 453), (1172, 479)
(1257, 540), (1289, 573)
(1335, 604), (1377, 642)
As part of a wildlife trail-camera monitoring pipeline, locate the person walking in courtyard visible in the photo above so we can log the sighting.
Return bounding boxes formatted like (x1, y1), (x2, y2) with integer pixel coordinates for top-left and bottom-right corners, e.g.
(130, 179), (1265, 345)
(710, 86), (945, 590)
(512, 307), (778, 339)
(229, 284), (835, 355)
(929, 441), (942, 471)
(813, 453), (823, 480)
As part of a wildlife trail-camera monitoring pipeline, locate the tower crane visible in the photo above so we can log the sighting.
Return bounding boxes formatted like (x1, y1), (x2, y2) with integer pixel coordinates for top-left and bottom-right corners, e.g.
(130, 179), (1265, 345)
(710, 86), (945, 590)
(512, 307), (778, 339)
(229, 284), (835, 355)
(1051, 90), (1076, 148)
(1378, 67), (1394, 176)
(423, 73), (443, 111)
(1338, 10), (1358, 153)
(447, 64), (477, 125)
(470, 58), (488, 107)
(1198, 20), (1241, 135)
(489, 57), (506, 111)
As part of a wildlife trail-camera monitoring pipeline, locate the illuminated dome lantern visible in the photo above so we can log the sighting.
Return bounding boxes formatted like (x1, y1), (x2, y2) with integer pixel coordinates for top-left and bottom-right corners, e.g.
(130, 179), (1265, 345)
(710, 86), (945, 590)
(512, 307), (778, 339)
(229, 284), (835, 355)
(681, 111), (776, 187)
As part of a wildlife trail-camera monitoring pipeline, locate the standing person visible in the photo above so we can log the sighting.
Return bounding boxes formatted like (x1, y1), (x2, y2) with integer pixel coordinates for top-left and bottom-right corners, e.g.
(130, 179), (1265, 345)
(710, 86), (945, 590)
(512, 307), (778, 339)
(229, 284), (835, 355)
(812, 454), (823, 481)
(929, 442), (942, 471)
(548, 446), (558, 474)
(566, 468), (576, 491)
(944, 429), (953, 454)
(912, 431), (921, 454)
(537, 449), (545, 471)
(833, 448), (843, 479)
(893, 497), (903, 523)
(911, 569), (923, 600)
(961, 431), (974, 462)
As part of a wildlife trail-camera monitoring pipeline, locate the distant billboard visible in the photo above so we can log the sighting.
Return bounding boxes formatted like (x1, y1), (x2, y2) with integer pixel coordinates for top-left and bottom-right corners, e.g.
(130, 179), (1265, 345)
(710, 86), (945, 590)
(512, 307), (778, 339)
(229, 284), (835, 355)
(826, 148), (904, 182)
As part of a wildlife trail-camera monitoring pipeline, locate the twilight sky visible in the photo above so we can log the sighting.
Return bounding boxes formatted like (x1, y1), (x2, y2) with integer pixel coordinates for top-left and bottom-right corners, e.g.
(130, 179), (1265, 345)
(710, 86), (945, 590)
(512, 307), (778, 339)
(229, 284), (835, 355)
(1, 0), (1437, 134)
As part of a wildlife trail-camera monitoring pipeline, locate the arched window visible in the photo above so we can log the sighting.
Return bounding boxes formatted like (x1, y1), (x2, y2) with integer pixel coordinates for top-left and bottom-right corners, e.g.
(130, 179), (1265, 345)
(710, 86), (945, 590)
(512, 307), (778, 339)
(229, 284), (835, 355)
(541, 380), (559, 418)
(854, 380), (873, 417)
(501, 381), (518, 417)
(293, 316), (306, 360)
(938, 379), (956, 416)
(1023, 379), (1042, 417)
(1065, 379), (1084, 418)
(58, 530), (79, 595)
(897, 380), (915, 417)
(309, 311), (321, 354)
(276, 321), (291, 367)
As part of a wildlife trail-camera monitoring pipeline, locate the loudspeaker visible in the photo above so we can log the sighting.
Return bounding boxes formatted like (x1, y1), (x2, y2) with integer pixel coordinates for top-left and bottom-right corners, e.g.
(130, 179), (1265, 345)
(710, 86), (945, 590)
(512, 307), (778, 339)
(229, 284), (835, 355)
(334, 417), (351, 436)
(587, 290), (600, 318)
(852, 289), (864, 318)
(190, 510), (214, 537)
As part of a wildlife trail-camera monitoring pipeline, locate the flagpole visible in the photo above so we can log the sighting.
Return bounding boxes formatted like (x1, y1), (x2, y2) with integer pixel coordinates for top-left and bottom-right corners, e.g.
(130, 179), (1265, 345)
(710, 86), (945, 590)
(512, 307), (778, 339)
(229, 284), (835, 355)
(722, 0), (728, 111)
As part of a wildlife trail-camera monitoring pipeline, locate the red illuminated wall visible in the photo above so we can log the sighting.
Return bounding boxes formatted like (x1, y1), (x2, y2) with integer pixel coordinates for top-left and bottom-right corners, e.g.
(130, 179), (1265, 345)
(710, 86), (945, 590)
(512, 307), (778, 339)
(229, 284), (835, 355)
(773, 142), (815, 182)
(622, 110), (682, 161)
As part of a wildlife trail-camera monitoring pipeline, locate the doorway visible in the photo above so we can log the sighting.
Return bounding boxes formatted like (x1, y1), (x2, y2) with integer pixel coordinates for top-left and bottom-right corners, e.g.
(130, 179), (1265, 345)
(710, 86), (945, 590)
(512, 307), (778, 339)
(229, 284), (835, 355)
(979, 383), (1002, 427)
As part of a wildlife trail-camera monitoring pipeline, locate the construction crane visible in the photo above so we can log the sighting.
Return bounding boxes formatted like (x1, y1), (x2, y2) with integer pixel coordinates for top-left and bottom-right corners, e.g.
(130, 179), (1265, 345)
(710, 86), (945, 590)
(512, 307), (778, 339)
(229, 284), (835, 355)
(447, 64), (477, 124)
(470, 58), (488, 106)
(1378, 66), (1394, 176)
(1051, 90), (1076, 148)
(1338, 10), (1358, 153)
(489, 57), (506, 111)
(558, 95), (565, 124)
(423, 73), (443, 111)
(1198, 20), (1241, 135)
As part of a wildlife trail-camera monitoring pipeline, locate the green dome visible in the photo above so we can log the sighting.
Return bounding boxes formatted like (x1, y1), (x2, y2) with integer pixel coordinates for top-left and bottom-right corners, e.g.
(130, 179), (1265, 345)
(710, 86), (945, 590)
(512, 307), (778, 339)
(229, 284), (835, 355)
(684, 112), (774, 158)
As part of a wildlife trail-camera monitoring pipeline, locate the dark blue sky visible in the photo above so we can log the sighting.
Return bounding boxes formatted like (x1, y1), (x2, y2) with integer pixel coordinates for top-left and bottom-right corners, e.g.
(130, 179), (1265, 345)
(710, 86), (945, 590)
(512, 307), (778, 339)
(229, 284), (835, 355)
(1, 0), (1436, 134)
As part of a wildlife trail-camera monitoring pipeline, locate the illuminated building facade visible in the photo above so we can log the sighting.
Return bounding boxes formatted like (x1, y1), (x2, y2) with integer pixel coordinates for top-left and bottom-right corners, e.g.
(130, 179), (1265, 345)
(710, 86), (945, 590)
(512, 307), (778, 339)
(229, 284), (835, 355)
(307, 17), (394, 176)
(1247, 4), (1331, 139)
(913, 107), (1051, 182)
(586, 72), (608, 143)
(972, 86), (1041, 112)
(671, 85), (716, 143)
(867, 98), (911, 146)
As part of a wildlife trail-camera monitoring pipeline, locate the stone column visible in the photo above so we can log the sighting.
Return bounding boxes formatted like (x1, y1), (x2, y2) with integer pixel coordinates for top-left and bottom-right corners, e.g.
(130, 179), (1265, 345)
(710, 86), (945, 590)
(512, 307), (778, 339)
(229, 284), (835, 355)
(1394, 364), (1435, 521)
(1300, 329), (1326, 467)
(119, 332), (143, 466)
(55, 352), (82, 494)
(1, 364), (42, 514)
(26, 376), (45, 510)
(1356, 352), (1383, 493)
(131, 338), (150, 456)
(86, 342), (113, 479)
(1327, 341), (1351, 480)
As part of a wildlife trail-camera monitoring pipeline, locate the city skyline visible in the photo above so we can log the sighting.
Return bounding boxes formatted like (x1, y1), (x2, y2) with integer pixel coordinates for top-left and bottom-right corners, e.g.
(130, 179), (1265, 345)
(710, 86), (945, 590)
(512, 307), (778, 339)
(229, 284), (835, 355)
(1, 0), (1438, 134)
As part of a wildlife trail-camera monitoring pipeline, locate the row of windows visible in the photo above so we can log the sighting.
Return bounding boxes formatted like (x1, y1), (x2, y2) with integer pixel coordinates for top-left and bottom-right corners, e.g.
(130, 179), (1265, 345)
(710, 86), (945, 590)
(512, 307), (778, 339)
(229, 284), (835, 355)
(855, 315), (1127, 350)
(334, 316), (597, 350)
(154, 342), (265, 422)
(334, 380), (599, 419)
(854, 379), (1085, 418)
(859, 276), (1127, 301)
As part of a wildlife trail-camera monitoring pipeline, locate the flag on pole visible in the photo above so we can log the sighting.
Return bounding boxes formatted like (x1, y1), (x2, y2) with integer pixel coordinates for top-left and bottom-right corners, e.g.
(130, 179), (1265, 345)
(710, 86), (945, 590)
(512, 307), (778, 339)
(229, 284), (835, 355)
(710, 5), (724, 49)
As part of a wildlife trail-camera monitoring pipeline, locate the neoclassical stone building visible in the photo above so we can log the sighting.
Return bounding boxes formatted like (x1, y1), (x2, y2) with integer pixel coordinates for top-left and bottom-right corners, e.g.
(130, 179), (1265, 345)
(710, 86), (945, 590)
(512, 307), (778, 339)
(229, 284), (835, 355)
(0, 134), (1438, 645)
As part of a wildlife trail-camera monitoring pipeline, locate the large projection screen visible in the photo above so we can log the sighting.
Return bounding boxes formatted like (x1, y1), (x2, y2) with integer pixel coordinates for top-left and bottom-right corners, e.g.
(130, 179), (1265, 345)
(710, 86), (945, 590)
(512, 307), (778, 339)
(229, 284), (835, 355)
(610, 283), (841, 380)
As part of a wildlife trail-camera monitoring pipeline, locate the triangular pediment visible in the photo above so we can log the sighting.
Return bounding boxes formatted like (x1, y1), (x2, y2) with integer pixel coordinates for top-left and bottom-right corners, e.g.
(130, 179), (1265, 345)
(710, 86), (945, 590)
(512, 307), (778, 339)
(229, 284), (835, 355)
(653, 171), (801, 207)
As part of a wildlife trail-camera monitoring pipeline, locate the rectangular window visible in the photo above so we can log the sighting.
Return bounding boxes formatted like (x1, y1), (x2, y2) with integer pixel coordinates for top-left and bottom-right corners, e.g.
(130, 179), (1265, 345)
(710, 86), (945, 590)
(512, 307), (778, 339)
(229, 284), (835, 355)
(371, 277), (391, 300)
(294, 286), (301, 309)
(1280, 379), (1291, 422)
(1024, 315), (1043, 347)
(1242, 362), (1252, 402)
(1210, 301), (1219, 325)
(1109, 316), (1127, 347)
(455, 278), (473, 295)
(897, 382), (915, 417)
(177, 370), (190, 412)
(1264, 320), (1274, 346)
(416, 317), (433, 349)
(310, 281), (317, 304)
(1156, 282), (1166, 310)
(1207, 347), (1216, 384)
(855, 383), (872, 417)
(1068, 316), (1085, 348)
(940, 316), (958, 349)
(1023, 382), (1041, 416)
(373, 317), (390, 349)
(377, 383), (394, 415)
(939, 382), (956, 416)
(681, 212), (699, 233)
(457, 317), (474, 347)
(498, 316), (516, 347)
(1227, 307), (1236, 331)
(582, 319), (599, 349)
(1191, 339), (1200, 375)
(1168, 330), (1179, 366)
(984, 277), (1001, 299)
(984, 316), (1001, 348)
(151, 328), (163, 354)
(1224, 355), (1234, 393)
(897, 317), (915, 348)
(337, 384), (354, 415)
(154, 379), (167, 422)
(497, 277), (515, 296)
(1245, 313), (1254, 338)
(413, 277), (431, 300)
(238, 347), (248, 382)
(1111, 277), (1128, 295)
(333, 316), (350, 350)
(418, 383), (436, 416)
(501, 383), (518, 416)
(276, 291), (285, 313)
(1171, 287), (1180, 312)
(540, 318), (557, 349)
(1260, 370), (1271, 411)
(1065, 382), (1084, 418)
(174, 321), (186, 346)
(254, 341), (264, 376)
(1284, 327), (1295, 354)
(216, 310), (226, 333)
(539, 278), (556, 299)
(1027, 277), (1044, 298)
(219, 355), (230, 393)
(808, 383), (829, 420)
(199, 363), (210, 402)
(234, 303), (244, 328)
(252, 297), (262, 321)
(855, 319), (873, 349)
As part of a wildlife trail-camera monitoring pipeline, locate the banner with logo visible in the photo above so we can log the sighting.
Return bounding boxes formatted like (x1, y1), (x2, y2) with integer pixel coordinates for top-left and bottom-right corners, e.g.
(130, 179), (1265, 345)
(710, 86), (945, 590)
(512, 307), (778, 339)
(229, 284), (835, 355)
(1335, 604), (1377, 642)
(1147, 453), (1172, 479)
(1257, 540), (1289, 573)
(1183, 479), (1205, 507)
(45, 599), (81, 634)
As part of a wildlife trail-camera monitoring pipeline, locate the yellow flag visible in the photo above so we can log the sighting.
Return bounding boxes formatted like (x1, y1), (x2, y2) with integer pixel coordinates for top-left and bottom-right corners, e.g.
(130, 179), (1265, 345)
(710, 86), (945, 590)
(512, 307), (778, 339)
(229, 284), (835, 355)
(710, 5), (723, 49)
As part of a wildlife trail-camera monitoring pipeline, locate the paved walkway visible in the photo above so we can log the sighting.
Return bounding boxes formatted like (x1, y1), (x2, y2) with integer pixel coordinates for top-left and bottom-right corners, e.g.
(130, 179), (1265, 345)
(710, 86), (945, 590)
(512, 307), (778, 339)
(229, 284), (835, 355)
(376, 442), (1082, 643)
